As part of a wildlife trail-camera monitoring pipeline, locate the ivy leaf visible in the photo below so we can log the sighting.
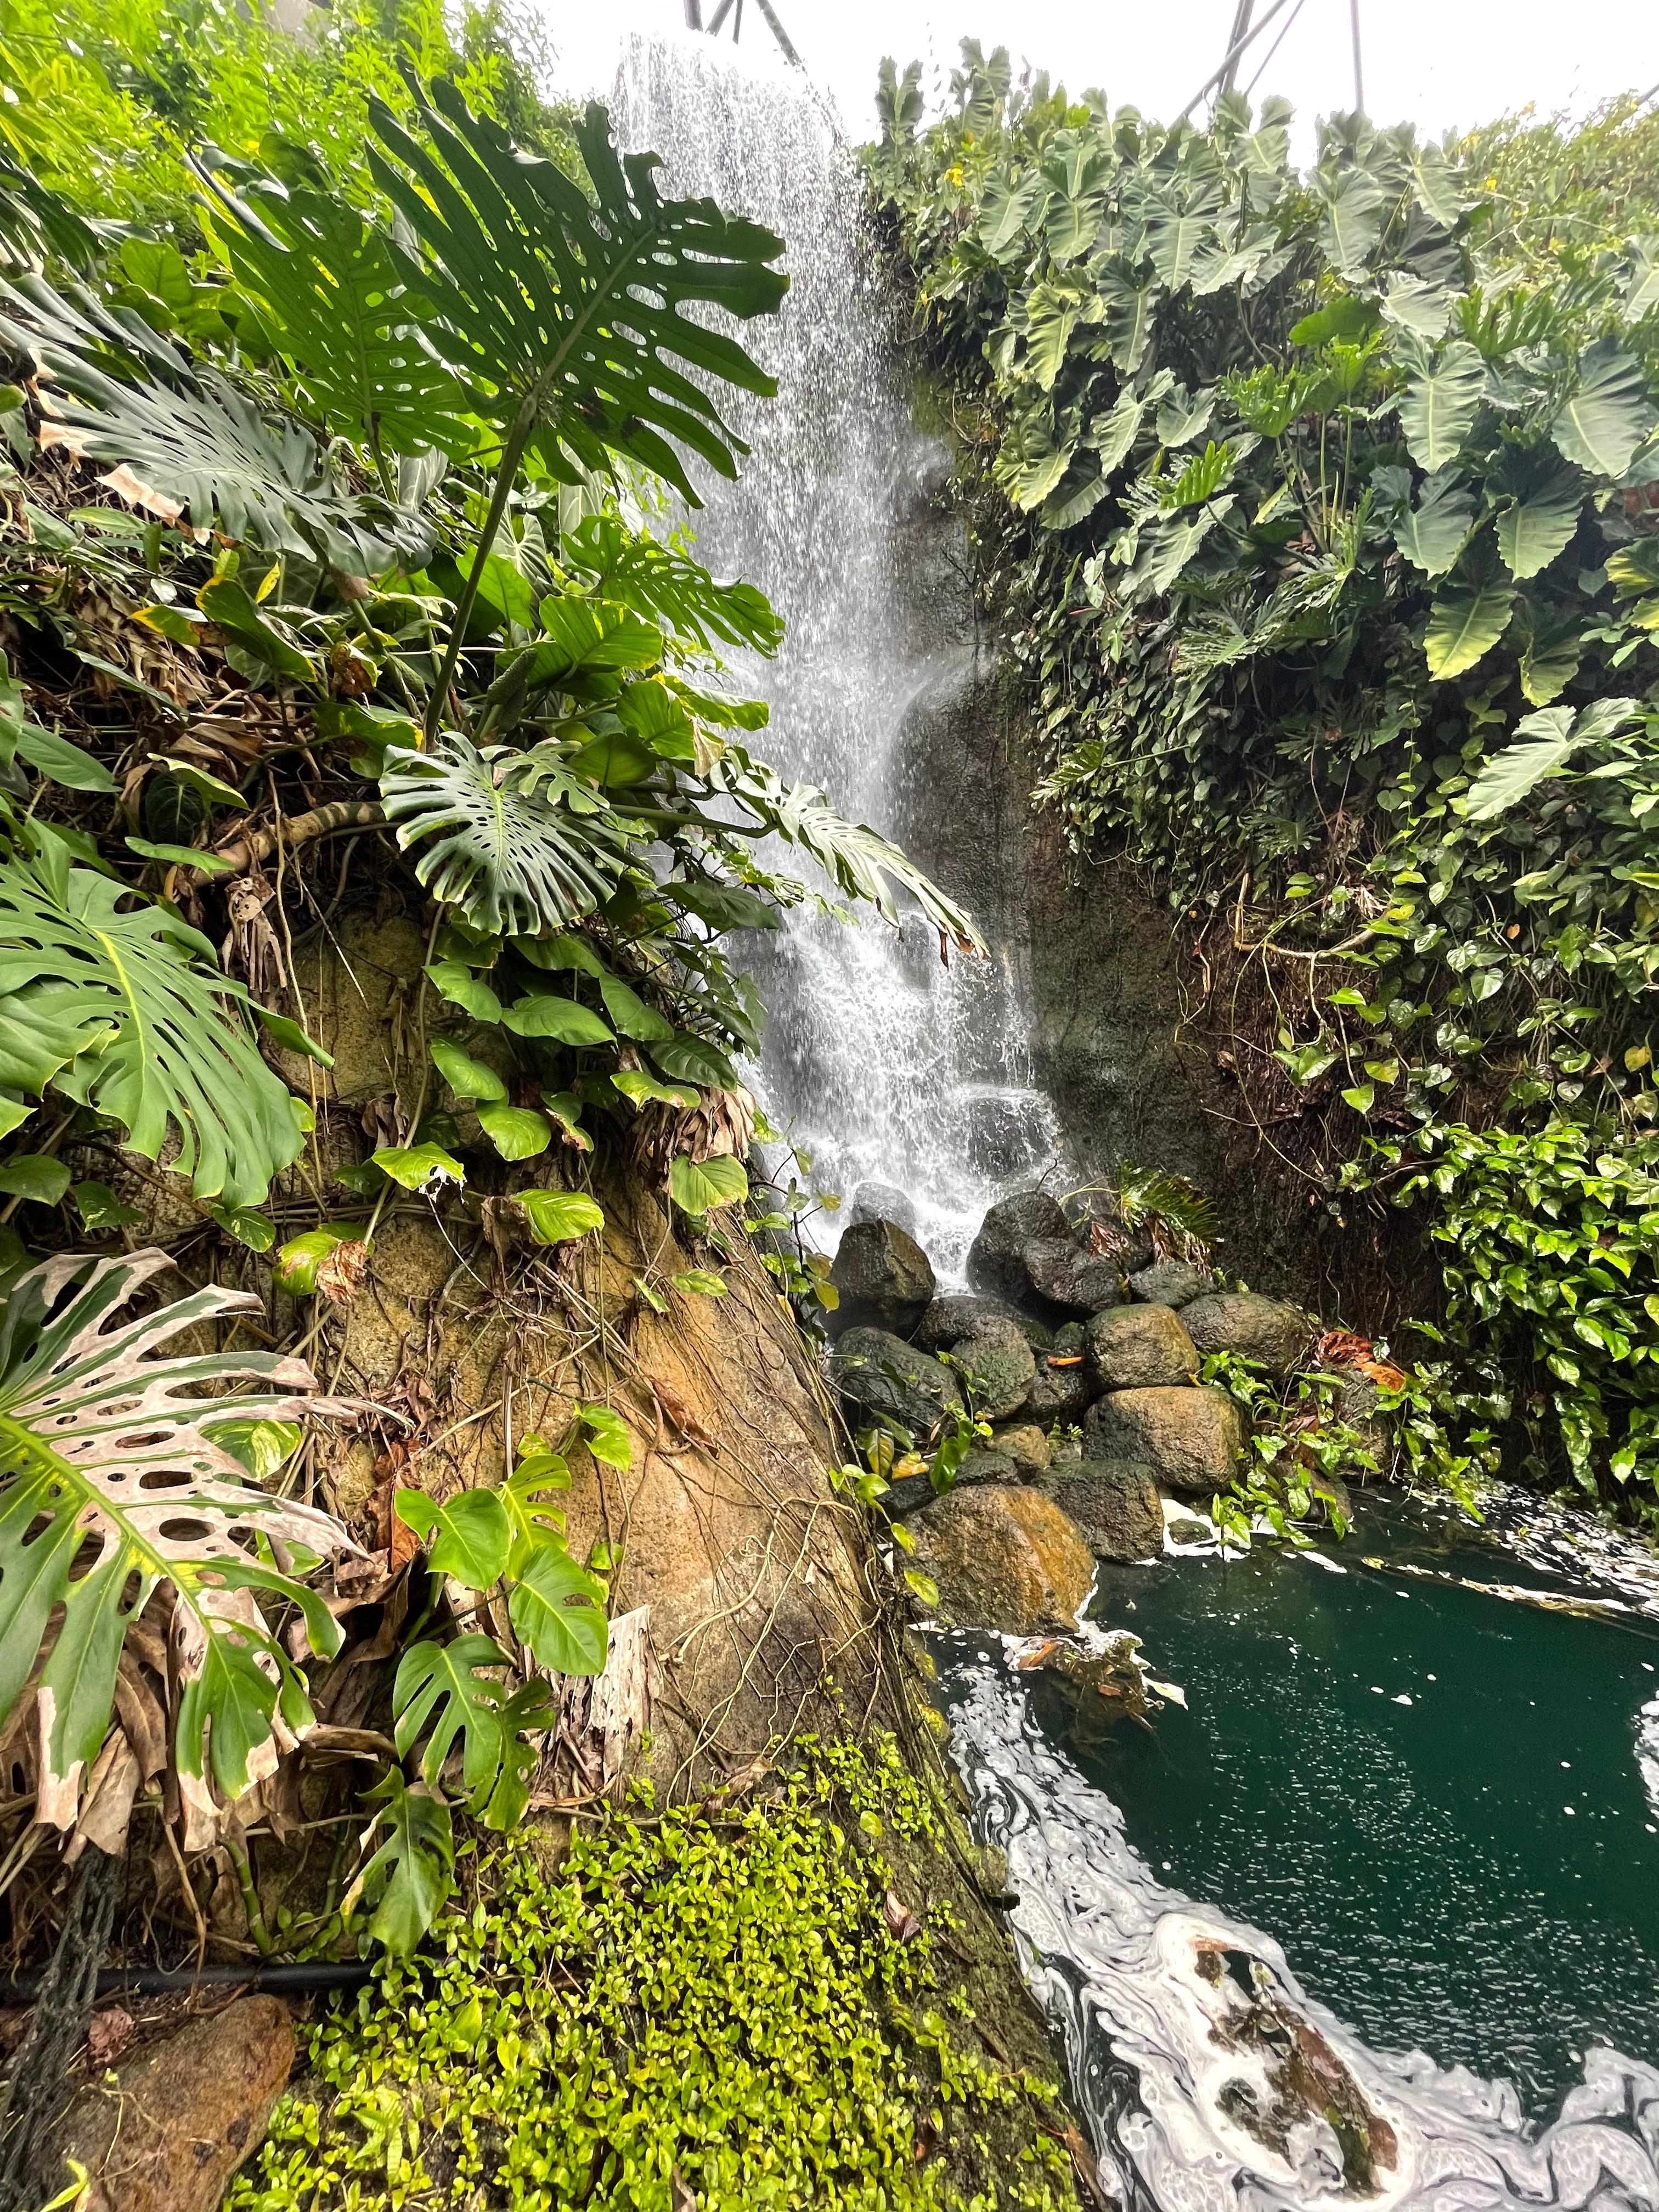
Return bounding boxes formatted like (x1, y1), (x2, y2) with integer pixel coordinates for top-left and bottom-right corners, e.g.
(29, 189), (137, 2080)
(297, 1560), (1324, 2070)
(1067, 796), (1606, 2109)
(578, 1402), (632, 1470)
(477, 1102), (551, 1160)
(393, 1486), (511, 1588)
(507, 1541), (608, 1675)
(673, 1268), (728, 1297)
(1397, 340), (1485, 471)
(1550, 339), (1655, 480)
(502, 994), (614, 1045)
(516, 1188), (604, 1243)
(668, 1154), (748, 1217)
(430, 1037), (508, 1101)
(1424, 572), (1514, 680)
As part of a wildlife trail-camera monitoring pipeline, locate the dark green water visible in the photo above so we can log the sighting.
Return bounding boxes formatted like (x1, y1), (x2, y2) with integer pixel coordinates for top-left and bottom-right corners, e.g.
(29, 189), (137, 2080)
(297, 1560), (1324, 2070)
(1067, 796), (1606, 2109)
(1056, 1497), (1659, 2114)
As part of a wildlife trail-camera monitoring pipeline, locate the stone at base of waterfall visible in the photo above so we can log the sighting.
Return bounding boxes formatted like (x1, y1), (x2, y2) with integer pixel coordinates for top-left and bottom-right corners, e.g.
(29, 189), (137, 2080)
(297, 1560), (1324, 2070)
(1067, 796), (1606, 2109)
(952, 1317), (1037, 1421)
(1127, 1257), (1212, 1309)
(1023, 1332), (1099, 1423)
(850, 1180), (918, 1237)
(966, 1190), (1069, 1301)
(883, 1447), (1015, 1520)
(54, 1995), (294, 2212)
(1084, 1385), (1247, 1495)
(907, 1485), (1095, 1635)
(990, 1420), (1051, 1475)
(1047, 1461), (1166, 1561)
(828, 1217), (935, 1335)
(827, 1326), (962, 1434)
(916, 1293), (1050, 1353)
(1182, 1291), (1311, 1377)
(1020, 1236), (1125, 1314)
(1085, 1302), (1199, 1391)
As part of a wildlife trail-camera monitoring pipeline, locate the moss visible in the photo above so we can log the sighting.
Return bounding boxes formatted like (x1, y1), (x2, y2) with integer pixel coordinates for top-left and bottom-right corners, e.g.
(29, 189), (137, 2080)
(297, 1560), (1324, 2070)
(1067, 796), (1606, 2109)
(230, 1735), (1079, 2212)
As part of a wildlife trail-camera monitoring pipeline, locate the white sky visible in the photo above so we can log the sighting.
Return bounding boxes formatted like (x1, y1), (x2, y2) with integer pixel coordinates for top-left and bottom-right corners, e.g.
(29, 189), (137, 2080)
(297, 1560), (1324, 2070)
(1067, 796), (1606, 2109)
(551, 1), (1658, 160)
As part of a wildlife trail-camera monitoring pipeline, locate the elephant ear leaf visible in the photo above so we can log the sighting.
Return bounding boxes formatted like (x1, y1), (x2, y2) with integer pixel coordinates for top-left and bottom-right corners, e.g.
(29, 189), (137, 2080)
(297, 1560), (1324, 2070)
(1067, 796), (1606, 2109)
(0, 832), (313, 1207)
(366, 82), (786, 503)
(0, 1251), (356, 1833)
(1550, 338), (1655, 481)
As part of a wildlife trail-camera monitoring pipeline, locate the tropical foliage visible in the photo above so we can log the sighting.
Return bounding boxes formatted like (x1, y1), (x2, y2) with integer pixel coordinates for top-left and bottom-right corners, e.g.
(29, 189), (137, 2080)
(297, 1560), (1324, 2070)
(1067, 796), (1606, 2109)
(866, 54), (1659, 1520)
(0, 7), (970, 1957)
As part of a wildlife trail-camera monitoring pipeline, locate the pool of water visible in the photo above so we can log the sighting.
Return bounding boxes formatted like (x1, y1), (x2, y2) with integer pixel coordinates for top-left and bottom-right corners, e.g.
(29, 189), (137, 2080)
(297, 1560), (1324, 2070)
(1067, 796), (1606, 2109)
(934, 1492), (1659, 2212)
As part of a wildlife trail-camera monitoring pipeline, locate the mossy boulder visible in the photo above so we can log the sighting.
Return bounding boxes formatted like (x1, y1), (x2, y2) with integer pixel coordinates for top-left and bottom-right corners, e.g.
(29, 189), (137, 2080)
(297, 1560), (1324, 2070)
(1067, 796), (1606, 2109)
(907, 1484), (1095, 1634)
(1084, 1303), (1199, 1391)
(828, 1327), (963, 1435)
(953, 1317), (1037, 1421)
(966, 1190), (1068, 1300)
(1127, 1258), (1212, 1308)
(1047, 1462), (1165, 1562)
(990, 1420), (1051, 1476)
(1021, 1237), (1125, 1314)
(1084, 1385), (1246, 1496)
(829, 1217), (935, 1335)
(916, 1293), (1048, 1353)
(1182, 1291), (1311, 1377)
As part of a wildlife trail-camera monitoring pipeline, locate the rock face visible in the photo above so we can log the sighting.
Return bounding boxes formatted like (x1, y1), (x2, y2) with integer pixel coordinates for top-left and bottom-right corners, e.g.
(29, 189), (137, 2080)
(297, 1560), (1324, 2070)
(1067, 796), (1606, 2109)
(850, 1180), (918, 1237)
(1128, 1258), (1212, 1309)
(1048, 1462), (1166, 1561)
(990, 1421), (1051, 1475)
(907, 1485), (1096, 1634)
(1085, 1304), (1199, 1391)
(966, 1190), (1069, 1300)
(54, 1996), (294, 2212)
(829, 1217), (935, 1335)
(916, 1293), (1018, 1351)
(828, 1327), (963, 1434)
(953, 1318), (1037, 1421)
(1022, 1237), (1124, 1314)
(1024, 1349), (1099, 1424)
(1183, 1291), (1310, 1377)
(1084, 1385), (1246, 1495)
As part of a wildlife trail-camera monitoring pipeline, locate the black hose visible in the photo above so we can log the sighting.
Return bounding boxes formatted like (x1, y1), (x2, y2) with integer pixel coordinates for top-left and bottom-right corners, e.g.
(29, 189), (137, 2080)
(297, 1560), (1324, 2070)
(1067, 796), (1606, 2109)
(0, 1959), (378, 2005)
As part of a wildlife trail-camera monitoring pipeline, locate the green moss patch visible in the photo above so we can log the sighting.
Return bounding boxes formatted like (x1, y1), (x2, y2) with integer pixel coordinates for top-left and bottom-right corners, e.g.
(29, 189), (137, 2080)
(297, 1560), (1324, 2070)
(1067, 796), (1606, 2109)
(231, 1736), (1080, 2211)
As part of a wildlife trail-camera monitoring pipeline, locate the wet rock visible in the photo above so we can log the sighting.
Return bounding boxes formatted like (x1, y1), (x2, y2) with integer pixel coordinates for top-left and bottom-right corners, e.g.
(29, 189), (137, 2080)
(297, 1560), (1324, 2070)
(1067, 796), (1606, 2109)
(990, 1421), (1051, 1476)
(829, 1217), (935, 1335)
(1021, 1237), (1125, 1314)
(966, 1190), (1069, 1301)
(1047, 1461), (1166, 1561)
(1051, 1321), (1087, 1359)
(850, 1180), (918, 1236)
(915, 1293), (1048, 1353)
(828, 1327), (962, 1435)
(953, 1318), (1037, 1421)
(1127, 1257), (1212, 1308)
(1166, 1510), (1214, 1546)
(907, 1484), (1095, 1634)
(54, 1995), (294, 2212)
(1024, 1340), (1100, 1424)
(883, 1447), (1012, 1519)
(1084, 1385), (1246, 1496)
(1182, 1291), (1311, 1378)
(1084, 1304), (1199, 1390)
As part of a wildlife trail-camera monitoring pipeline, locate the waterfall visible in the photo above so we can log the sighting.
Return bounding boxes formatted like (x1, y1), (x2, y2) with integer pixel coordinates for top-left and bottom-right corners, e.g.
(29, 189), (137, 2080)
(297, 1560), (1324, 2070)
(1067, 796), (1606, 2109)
(611, 35), (1063, 1279)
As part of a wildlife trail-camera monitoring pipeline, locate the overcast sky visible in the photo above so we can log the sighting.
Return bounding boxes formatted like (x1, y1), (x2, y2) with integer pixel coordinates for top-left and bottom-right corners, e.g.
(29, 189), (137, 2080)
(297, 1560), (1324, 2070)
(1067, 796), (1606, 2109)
(551, 0), (1658, 160)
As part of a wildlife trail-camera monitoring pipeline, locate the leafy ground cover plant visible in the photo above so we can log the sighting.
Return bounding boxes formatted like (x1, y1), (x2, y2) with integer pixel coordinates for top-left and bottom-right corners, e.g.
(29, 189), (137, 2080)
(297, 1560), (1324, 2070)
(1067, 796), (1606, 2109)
(865, 52), (1659, 1521)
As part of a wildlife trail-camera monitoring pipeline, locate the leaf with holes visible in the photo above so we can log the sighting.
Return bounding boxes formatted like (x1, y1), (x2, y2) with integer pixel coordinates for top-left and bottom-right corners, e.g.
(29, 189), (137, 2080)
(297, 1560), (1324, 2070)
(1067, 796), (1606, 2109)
(343, 1771), (455, 1956)
(393, 1633), (552, 1810)
(0, 1251), (355, 1828)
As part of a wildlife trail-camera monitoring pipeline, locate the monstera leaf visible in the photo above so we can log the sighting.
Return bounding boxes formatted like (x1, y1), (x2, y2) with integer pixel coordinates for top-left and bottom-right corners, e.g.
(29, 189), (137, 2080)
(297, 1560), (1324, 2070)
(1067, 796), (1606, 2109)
(716, 752), (986, 957)
(380, 738), (629, 935)
(344, 1770), (455, 1956)
(561, 515), (783, 655)
(0, 1251), (356, 1829)
(0, 832), (313, 1207)
(392, 1632), (554, 1815)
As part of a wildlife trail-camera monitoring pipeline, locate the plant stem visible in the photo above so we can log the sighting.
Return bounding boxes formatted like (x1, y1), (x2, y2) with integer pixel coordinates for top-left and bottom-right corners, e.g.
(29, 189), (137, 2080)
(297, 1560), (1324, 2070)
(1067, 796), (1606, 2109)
(423, 400), (538, 747)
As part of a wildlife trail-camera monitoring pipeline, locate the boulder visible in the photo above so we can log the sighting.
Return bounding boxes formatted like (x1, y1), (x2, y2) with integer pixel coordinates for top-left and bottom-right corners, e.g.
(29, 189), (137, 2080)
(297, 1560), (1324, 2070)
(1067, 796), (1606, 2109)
(850, 1180), (917, 1237)
(952, 1318), (1037, 1421)
(1182, 1291), (1311, 1378)
(1127, 1258), (1212, 1309)
(907, 1485), (1095, 1634)
(1024, 1342), (1100, 1424)
(1085, 1304), (1199, 1391)
(883, 1447), (1012, 1520)
(53, 1995), (294, 2212)
(828, 1327), (962, 1435)
(1022, 1237), (1125, 1314)
(829, 1218), (935, 1335)
(990, 1421), (1051, 1476)
(915, 1293), (1046, 1353)
(1084, 1385), (1246, 1496)
(966, 1190), (1069, 1301)
(1047, 1462), (1166, 1562)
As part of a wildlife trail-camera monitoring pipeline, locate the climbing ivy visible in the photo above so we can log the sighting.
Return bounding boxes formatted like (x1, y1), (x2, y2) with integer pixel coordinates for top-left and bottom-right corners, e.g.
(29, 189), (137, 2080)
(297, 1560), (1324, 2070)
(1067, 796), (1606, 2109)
(865, 51), (1659, 1519)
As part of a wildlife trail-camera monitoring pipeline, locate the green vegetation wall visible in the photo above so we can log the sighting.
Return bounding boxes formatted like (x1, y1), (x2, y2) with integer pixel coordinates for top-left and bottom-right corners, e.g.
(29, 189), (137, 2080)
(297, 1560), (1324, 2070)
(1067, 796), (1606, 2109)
(865, 52), (1659, 1522)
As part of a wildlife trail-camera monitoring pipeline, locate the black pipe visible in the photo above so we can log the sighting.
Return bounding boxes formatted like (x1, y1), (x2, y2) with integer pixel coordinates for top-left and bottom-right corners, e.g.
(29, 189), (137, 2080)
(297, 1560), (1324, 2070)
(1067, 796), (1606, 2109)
(0, 1960), (377, 2005)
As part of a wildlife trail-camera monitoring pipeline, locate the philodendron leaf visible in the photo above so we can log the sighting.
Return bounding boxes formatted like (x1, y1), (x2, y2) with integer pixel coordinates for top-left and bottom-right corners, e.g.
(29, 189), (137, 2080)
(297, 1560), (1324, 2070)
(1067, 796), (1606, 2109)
(1397, 340), (1485, 472)
(578, 1402), (633, 1471)
(1466, 697), (1642, 821)
(344, 1770), (455, 1957)
(1493, 455), (1584, 580)
(431, 1036), (508, 1102)
(1424, 572), (1514, 680)
(394, 1485), (511, 1587)
(1392, 469), (1474, 577)
(667, 1153), (748, 1217)
(1550, 338), (1655, 480)
(502, 995), (614, 1045)
(274, 1225), (362, 1295)
(516, 1188), (605, 1243)
(507, 1541), (609, 1675)
(609, 1070), (699, 1111)
(0, 1154), (70, 1204)
(372, 1142), (465, 1192)
(597, 975), (675, 1042)
(477, 1103), (551, 1160)
(0, 1251), (355, 1829)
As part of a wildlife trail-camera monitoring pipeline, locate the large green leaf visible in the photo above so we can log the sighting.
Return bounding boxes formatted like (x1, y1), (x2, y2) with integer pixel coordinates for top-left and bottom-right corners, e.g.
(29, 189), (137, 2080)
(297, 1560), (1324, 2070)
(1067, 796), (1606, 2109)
(393, 1485), (510, 1587)
(0, 832), (309, 1206)
(1316, 168), (1386, 276)
(381, 738), (629, 935)
(1397, 340), (1485, 471)
(345, 1771), (455, 1956)
(393, 1632), (552, 1810)
(211, 178), (470, 459)
(1492, 453), (1583, 580)
(1392, 468), (1473, 577)
(1092, 259), (1159, 374)
(507, 1543), (608, 1675)
(978, 168), (1048, 257)
(1146, 184), (1222, 291)
(560, 515), (782, 655)
(1466, 698), (1642, 821)
(0, 1251), (353, 1829)
(368, 83), (786, 503)
(1621, 238), (1659, 326)
(1550, 338), (1656, 481)
(1424, 571), (1514, 680)
(1020, 279), (1084, 392)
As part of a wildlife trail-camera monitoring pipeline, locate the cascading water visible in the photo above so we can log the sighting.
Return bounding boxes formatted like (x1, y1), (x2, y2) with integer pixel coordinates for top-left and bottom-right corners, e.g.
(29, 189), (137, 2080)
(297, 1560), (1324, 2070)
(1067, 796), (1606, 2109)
(611, 35), (1062, 1277)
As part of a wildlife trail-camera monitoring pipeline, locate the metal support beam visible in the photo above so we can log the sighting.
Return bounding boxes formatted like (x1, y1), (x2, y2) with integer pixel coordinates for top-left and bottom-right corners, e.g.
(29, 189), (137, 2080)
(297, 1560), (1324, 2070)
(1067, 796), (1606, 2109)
(682, 0), (703, 26)
(1348, 0), (1365, 112)
(1219, 0), (1255, 94)
(1177, 0), (1298, 120)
